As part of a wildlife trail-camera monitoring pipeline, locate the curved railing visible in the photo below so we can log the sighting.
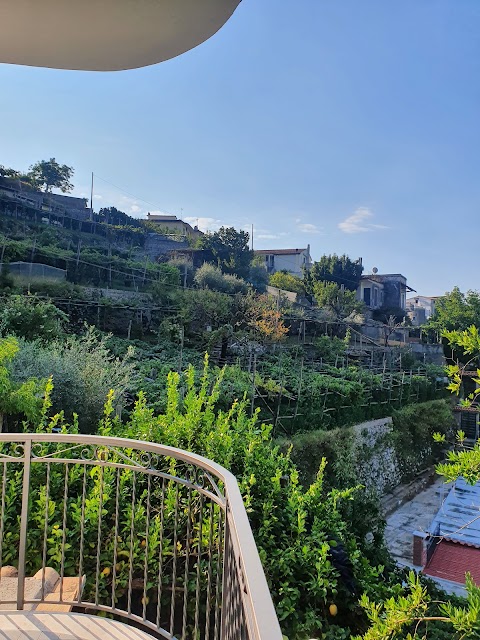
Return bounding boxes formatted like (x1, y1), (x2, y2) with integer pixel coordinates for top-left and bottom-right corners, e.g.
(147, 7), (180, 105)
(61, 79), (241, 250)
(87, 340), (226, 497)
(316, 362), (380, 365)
(0, 434), (282, 640)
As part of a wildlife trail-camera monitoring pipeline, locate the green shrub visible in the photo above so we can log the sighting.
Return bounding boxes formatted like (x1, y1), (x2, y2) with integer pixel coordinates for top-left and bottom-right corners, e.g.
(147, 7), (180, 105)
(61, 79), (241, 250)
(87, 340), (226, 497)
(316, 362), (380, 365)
(0, 294), (68, 341)
(391, 399), (454, 481)
(7, 328), (136, 432)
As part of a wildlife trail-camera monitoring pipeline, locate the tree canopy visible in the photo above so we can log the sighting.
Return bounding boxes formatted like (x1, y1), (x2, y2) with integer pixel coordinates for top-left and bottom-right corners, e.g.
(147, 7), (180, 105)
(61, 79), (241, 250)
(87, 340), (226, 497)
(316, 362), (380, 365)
(425, 287), (480, 335)
(197, 226), (252, 279)
(305, 253), (364, 292)
(269, 271), (305, 295)
(313, 280), (363, 320)
(27, 158), (74, 193)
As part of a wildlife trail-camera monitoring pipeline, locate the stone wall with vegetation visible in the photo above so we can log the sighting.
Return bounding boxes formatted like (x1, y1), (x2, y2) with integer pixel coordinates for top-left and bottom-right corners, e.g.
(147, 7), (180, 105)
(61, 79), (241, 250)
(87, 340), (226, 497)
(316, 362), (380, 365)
(281, 399), (454, 495)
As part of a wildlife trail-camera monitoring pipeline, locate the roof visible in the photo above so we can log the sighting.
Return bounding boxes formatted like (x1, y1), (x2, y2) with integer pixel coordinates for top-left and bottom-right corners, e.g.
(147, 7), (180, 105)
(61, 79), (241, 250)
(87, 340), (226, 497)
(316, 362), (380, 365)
(147, 214), (178, 221)
(428, 478), (480, 547)
(254, 249), (308, 256)
(424, 540), (480, 585)
(0, 1), (241, 71)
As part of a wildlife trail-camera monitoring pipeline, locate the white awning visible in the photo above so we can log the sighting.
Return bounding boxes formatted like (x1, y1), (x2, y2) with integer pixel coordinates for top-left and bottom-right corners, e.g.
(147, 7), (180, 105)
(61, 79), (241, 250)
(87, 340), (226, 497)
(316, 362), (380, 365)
(0, 0), (241, 71)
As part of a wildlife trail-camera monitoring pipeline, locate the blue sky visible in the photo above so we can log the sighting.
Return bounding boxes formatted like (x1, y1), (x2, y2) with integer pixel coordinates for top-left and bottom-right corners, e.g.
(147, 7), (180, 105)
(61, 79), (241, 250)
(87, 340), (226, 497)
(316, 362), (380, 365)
(1, 0), (479, 296)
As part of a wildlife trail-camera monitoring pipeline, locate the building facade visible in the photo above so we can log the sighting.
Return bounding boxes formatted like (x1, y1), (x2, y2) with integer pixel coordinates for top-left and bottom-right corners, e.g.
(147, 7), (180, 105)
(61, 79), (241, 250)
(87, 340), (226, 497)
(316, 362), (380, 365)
(254, 246), (312, 277)
(357, 273), (413, 311)
(145, 214), (203, 240)
(406, 295), (440, 320)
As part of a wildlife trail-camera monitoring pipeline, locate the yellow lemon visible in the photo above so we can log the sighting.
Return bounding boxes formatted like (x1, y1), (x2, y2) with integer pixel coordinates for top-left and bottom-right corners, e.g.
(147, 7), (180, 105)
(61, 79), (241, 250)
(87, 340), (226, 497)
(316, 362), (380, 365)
(329, 603), (338, 617)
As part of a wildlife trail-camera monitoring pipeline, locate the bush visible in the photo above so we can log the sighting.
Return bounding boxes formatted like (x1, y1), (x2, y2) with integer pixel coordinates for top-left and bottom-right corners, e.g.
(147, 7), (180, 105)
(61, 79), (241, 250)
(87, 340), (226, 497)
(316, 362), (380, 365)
(269, 271), (305, 295)
(391, 399), (454, 481)
(0, 294), (68, 341)
(8, 328), (136, 432)
(194, 262), (248, 294)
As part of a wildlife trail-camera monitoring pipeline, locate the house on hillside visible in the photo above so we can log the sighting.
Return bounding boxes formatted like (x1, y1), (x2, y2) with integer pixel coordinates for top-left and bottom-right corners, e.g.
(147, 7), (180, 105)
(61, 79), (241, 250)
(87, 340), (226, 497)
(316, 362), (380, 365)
(145, 213), (203, 239)
(357, 273), (414, 311)
(254, 245), (312, 277)
(406, 296), (442, 324)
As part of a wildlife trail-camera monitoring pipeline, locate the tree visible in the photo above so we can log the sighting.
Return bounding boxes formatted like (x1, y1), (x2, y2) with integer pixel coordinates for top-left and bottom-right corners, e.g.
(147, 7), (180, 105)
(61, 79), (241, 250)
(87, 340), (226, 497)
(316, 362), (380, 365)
(381, 314), (406, 347)
(98, 206), (142, 227)
(426, 287), (480, 335)
(0, 164), (20, 179)
(248, 255), (269, 292)
(244, 293), (288, 342)
(197, 226), (252, 279)
(27, 158), (74, 193)
(305, 253), (363, 293)
(269, 271), (305, 295)
(313, 281), (363, 320)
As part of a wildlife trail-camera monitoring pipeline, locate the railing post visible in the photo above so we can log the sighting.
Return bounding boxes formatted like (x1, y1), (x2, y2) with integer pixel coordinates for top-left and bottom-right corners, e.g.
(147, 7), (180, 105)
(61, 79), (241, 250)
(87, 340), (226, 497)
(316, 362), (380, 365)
(17, 438), (31, 610)
(220, 508), (231, 640)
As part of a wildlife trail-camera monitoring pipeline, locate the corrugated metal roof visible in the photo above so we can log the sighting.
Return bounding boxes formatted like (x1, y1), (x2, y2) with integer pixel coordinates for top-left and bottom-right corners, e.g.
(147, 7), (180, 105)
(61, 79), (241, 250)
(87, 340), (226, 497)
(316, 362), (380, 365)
(424, 540), (480, 585)
(429, 478), (480, 547)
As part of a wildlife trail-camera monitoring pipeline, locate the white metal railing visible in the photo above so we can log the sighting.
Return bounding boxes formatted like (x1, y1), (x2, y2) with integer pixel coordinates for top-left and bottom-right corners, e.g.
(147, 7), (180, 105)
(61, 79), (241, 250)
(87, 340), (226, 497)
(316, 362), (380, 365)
(0, 433), (282, 640)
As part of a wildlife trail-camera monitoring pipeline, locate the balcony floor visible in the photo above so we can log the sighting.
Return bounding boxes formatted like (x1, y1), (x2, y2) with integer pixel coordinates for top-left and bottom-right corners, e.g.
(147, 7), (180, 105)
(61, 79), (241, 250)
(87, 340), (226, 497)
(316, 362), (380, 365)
(0, 612), (153, 639)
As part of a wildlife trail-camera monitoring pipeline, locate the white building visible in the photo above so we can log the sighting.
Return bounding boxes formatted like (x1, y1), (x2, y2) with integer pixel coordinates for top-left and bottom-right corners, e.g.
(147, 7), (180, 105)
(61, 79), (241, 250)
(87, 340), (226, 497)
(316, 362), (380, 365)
(254, 246), (312, 277)
(406, 296), (441, 320)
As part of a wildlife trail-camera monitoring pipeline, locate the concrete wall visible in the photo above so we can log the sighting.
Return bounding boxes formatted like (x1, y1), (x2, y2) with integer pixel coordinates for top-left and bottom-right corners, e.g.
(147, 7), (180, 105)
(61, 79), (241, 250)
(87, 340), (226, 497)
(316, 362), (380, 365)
(266, 285), (297, 304)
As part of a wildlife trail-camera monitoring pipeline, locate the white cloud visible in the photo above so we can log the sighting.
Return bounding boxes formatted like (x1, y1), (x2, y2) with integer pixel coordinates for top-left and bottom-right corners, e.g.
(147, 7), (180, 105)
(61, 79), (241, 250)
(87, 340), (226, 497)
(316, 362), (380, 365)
(338, 207), (388, 234)
(93, 194), (103, 201)
(184, 216), (223, 233)
(297, 222), (321, 234)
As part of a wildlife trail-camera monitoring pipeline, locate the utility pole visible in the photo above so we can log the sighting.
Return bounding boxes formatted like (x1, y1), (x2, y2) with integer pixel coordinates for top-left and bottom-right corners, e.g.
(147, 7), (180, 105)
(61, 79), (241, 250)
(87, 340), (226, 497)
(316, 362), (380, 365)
(251, 224), (254, 251)
(183, 264), (188, 288)
(90, 172), (94, 220)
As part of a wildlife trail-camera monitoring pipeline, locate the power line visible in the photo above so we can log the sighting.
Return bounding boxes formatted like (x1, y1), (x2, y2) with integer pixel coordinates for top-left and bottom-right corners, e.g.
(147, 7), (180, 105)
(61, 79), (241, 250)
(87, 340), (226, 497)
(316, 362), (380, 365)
(93, 174), (175, 218)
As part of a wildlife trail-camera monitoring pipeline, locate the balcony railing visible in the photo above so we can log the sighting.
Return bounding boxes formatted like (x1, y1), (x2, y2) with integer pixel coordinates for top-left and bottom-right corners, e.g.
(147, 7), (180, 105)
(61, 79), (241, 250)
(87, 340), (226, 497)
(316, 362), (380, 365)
(0, 433), (282, 640)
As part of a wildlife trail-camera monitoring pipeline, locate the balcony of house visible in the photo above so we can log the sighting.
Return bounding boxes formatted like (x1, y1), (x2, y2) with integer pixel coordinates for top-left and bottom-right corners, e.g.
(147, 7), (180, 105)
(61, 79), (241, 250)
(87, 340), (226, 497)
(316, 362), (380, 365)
(0, 433), (282, 640)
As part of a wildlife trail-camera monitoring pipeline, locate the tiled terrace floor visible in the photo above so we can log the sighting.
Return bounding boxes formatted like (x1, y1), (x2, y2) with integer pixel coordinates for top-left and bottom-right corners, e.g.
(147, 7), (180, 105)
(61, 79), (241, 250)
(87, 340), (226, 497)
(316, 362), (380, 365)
(0, 612), (152, 639)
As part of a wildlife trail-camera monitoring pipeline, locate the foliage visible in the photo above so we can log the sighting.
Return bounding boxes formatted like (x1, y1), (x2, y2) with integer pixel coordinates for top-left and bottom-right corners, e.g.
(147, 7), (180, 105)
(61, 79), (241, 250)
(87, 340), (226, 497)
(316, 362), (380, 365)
(0, 336), (49, 431)
(197, 226), (252, 278)
(313, 281), (364, 320)
(7, 328), (136, 432)
(355, 571), (480, 640)
(97, 206), (143, 228)
(270, 271), (305, 295)
(244, 293), (288, 342)
(27, 158), (74, 193)
(179, 288), (235, 330)
(0, 295), (68, 341)
(391, 400), (453, 482)
(313, 335), (347, 361)
(194, 262), (248, 294)
(0, 359), (394, 639)
(426, 287), (480, 336)
(305, 254), (363, 293)
(150, 263), (181, 305)
(249, 255), (269, 292)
